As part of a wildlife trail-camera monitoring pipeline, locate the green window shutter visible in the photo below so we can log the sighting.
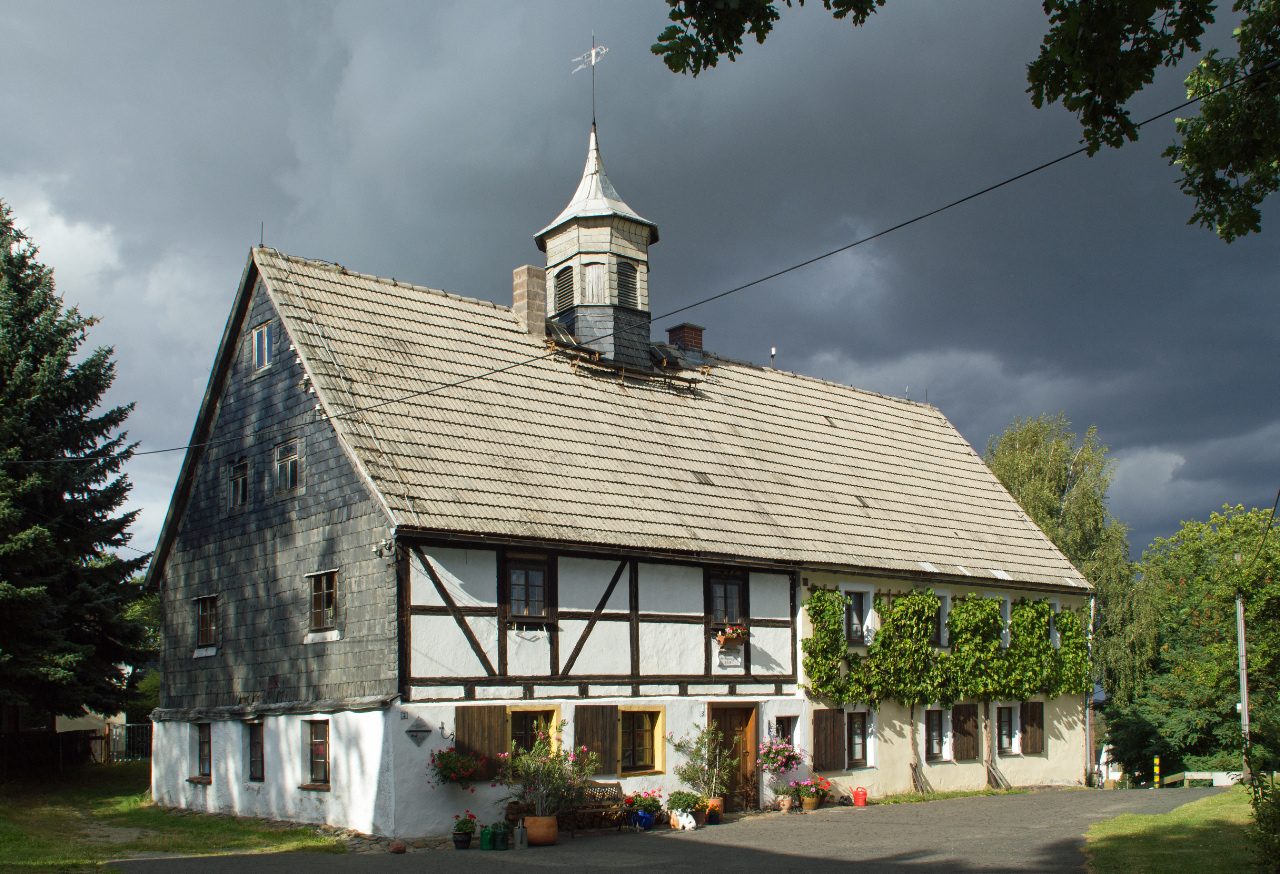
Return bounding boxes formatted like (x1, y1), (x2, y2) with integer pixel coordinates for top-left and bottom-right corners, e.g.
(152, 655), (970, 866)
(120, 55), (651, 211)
(812, 709), (844, 771)
(456, 705), (507, 779)
(575, 704), (619, 775)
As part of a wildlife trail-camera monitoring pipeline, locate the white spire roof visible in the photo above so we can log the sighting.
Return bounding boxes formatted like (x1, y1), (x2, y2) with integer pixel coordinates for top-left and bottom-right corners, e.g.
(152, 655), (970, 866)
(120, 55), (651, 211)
(535, 125), (658, 251)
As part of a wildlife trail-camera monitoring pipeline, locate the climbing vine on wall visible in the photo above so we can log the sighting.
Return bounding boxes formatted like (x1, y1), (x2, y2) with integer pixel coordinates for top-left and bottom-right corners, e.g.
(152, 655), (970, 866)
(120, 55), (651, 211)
(802, 586), (1092, 707)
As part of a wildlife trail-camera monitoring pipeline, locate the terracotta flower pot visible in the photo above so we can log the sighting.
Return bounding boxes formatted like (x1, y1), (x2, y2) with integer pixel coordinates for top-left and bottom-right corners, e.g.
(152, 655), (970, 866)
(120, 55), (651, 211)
(706, 797), (724, 815)
(801, 796), (820, 811)
(692, 810), (708, 827)
(524, 815), (559, 846)
(716, 633), (745, 647)
(778, 796), (794, 813)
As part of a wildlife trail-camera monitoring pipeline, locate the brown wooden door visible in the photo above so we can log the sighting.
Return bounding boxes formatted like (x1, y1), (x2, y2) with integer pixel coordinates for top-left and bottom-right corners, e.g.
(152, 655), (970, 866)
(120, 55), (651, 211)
(709, 706), (758, 811)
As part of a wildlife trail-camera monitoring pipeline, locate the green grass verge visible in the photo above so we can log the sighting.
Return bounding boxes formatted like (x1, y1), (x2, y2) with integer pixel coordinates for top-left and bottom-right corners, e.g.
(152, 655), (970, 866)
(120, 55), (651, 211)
(871, 787), (1029, 805)
(0, 761), (345, 873)
(1085, 784), (1253, 874)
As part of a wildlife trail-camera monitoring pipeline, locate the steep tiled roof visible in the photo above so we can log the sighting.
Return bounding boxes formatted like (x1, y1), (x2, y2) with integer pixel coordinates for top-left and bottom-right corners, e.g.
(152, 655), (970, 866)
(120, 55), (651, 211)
(255, 248), (1087, 590)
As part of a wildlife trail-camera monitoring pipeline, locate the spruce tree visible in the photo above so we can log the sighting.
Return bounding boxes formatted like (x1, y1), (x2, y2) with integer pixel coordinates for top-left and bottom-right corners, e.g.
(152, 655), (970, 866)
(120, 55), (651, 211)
(0, 199), (149, 718)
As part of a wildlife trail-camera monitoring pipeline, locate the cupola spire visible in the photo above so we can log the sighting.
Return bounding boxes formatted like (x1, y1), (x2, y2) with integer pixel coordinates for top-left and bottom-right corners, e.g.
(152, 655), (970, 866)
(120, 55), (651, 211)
(534, 127), (659, 369)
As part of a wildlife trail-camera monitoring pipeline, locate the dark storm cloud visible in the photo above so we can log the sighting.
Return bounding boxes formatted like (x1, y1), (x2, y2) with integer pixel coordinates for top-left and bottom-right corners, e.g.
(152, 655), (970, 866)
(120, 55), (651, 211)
(1, 1), (1275, 560)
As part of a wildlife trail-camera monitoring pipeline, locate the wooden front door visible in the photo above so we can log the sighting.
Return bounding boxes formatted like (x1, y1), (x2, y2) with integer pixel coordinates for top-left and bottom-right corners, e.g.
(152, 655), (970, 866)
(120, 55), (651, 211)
(709, 706), (758, 811)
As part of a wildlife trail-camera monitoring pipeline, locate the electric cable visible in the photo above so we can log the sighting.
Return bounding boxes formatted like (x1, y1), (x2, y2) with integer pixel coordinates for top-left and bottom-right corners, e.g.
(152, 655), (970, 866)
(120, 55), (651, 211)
(5, 57), (1277, 469)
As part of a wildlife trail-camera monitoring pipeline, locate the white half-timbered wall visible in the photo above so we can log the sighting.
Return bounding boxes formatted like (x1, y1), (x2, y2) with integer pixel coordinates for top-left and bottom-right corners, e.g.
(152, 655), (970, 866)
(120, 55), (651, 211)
(404, 543), (796, 699)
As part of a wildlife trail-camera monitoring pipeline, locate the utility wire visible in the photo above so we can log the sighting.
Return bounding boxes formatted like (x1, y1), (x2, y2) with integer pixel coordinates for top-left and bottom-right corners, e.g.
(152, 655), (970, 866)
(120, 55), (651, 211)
(6, 57), (1278, 469)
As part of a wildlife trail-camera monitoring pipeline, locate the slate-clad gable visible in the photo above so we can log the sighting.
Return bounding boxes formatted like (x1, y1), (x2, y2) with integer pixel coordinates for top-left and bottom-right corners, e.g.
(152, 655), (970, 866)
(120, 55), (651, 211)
(159, 279), (396, 710)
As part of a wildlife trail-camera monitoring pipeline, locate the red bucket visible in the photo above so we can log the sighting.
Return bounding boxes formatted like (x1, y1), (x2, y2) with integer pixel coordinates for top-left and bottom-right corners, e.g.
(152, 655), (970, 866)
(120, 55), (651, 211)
(853, 787), (867, 807)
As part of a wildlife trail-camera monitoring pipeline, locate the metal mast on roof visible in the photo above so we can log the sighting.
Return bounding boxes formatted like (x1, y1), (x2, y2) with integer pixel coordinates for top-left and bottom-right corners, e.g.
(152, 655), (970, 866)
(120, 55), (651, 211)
(571, 33), (609, 127)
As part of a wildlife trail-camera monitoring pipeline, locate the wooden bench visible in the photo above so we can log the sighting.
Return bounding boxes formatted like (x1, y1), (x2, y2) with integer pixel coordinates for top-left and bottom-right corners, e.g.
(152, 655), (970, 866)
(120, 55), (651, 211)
(565, 780), (631, 837)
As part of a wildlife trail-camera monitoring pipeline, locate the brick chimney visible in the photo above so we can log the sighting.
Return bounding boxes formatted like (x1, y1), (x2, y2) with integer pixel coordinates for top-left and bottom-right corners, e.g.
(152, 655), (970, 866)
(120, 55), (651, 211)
(512, 265), (546, 339)
(667, 323), (704, 351)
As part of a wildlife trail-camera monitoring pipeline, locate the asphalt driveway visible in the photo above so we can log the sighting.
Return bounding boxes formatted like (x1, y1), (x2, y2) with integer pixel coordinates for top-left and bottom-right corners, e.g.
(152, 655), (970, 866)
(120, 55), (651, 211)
(115, 787), (1223, 874)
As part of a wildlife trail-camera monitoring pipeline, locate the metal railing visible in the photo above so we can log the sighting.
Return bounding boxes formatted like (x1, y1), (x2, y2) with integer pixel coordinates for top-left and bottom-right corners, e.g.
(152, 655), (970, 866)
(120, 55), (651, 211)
(104, 723), (152, 762)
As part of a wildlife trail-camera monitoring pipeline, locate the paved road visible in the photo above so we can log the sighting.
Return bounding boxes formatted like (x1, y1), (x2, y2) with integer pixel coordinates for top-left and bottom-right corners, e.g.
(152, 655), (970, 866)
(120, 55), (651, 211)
(115, 788), (1222, 874)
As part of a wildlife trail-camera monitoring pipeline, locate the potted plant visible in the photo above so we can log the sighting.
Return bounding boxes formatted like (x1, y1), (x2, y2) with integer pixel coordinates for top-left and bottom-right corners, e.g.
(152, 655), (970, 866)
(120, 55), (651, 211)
(623, 789), (662, 830)
(667, 790), (705, 829)
(452, 811), (478, 849)
(429, 746), (487, 791)
(758, 738), (805, 812)
(669, 721), (740, 820)
(496, 721), (599, 847)
(715, 624), (748, 647)
(790, 777), (832, 811)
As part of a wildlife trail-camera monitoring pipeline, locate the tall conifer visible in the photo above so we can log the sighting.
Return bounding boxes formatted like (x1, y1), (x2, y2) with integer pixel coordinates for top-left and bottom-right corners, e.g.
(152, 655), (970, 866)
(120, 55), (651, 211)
(0, 199), (149, 717)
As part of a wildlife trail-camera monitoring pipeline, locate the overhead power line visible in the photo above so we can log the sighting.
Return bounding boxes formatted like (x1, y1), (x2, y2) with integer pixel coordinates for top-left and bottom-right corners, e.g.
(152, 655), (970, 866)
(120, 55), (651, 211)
(6, 58), (1277, 469)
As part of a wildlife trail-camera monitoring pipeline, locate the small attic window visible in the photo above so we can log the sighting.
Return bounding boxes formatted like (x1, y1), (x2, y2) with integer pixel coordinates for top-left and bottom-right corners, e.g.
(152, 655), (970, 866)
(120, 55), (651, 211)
(693, 471), (714, 486)
(253, 323), (274, 370)
(617, 262), (638, 309)
(554, 266), (574, 313)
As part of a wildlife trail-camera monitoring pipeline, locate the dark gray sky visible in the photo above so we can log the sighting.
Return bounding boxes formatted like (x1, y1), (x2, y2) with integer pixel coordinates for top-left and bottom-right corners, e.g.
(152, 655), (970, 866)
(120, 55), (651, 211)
(3, 1), (1276, 561)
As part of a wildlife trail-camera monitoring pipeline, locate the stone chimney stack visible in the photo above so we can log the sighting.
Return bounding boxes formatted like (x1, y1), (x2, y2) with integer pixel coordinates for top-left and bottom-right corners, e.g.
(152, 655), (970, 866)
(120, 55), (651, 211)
(667, 323), (704, 351)
(512, 265), (546, 339)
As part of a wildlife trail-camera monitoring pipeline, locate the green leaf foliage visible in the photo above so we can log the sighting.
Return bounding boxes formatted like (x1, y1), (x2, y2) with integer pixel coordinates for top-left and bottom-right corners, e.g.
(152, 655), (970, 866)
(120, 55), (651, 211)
(800, 587), (867, 706)
(866, 589), (943, 709)
(1004, 599), (1057, 701)
(1164, 2), (1280, 242)
(651, 0), (885, 76)
(1102, 505), (1280, 781)
(942, 596), (1004, 703)
(0, 199), (150, 717)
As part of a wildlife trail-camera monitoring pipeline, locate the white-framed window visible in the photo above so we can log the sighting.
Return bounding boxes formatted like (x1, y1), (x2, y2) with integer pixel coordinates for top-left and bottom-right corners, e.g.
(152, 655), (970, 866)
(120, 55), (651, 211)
(928, 589), (951, 647)
(275, 440), (299, 492)
(252, 323), (274, 370)
(843, 707), (876, 769)
(921, 705), (952, 763)
(837, 581), (876, 645)
(996, 701), (1022, 756)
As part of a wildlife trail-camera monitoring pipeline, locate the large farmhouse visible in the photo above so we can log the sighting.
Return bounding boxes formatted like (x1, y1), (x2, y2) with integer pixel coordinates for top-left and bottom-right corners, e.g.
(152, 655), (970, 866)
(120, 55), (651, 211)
(148, 127), (1092, 837)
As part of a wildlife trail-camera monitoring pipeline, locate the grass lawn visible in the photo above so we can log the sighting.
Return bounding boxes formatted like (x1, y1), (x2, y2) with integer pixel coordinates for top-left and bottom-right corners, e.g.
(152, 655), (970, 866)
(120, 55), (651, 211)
(0, 761), (344, 874)
(1085, 784), (1254, 874)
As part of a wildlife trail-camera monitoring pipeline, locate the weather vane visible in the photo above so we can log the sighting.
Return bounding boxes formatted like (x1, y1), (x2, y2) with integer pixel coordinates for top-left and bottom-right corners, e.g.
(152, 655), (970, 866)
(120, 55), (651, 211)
(571, 33), (609, 126)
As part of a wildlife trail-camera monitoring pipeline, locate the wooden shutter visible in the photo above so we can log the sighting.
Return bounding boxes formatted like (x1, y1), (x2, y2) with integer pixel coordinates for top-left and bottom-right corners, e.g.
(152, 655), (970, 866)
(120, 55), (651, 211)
(456, 705), (507, 779)
(1021, 701), (1044, 755)
(812, 709), (844, 771)
(952, 704), (978, 761)
(575, 704), (619, 775)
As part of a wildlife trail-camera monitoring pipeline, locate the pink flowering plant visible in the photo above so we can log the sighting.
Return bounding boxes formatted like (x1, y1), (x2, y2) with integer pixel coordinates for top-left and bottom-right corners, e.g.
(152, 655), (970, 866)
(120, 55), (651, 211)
(623, 788), (663, 814)
(789, 776), (832, 800)
(428, 746), (487, 790)
(757, 738), (805, 775)
(496, 720), (599, 817)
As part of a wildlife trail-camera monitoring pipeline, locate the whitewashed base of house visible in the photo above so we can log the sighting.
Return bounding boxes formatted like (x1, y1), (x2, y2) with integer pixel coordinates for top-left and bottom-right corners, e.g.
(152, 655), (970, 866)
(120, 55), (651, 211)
(150, 693), (1086, 838)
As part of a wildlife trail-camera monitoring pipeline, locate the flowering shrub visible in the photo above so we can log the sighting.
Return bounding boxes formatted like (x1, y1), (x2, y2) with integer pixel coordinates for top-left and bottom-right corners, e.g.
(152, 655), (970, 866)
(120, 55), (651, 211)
(496, 721), (599, 817)
(453, 811), (478, 834)
(428, 746), (486, 790)
(757, 738), (805, 775)
(789, 776), (832, 799)
(623, 789), (663, 814)
(667, 790), (706, 812)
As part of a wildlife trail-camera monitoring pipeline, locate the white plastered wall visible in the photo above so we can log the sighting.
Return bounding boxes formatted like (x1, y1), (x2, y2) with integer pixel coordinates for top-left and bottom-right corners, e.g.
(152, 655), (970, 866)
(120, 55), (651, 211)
(151, 709), (394, 835)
